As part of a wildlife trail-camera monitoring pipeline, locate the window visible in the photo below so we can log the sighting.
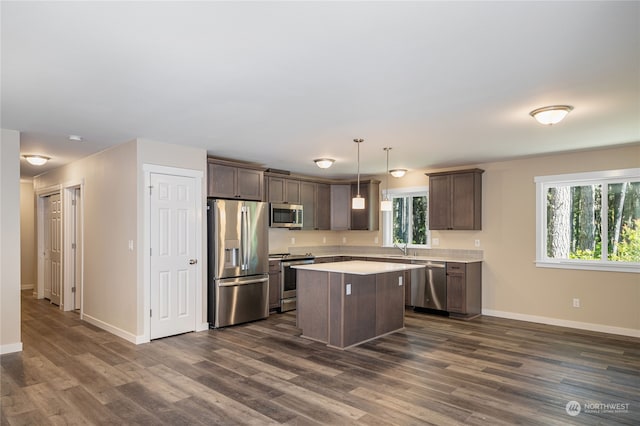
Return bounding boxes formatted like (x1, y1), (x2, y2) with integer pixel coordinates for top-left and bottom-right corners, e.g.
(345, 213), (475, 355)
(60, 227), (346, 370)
(383, 187), (430, 248)
(535, 168), (640, 272)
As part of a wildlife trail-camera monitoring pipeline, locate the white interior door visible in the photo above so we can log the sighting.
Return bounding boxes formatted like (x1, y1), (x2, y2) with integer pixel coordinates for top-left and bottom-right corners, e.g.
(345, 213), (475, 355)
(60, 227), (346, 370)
(44, 193), (62, 305)
(150, 173), (197, 339)
(74, 188), (82, 310)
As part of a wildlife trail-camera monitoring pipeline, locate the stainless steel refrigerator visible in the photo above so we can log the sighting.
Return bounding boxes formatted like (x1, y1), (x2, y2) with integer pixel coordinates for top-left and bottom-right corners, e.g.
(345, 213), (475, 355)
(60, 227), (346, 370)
(208, 199), (269, 328)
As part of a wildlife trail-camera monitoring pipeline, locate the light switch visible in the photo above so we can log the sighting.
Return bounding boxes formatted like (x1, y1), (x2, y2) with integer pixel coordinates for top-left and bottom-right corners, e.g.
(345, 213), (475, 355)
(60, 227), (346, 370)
(128, 240), (134, 251)
(346, 283), (351, 295)
(398, 276), (403, 286)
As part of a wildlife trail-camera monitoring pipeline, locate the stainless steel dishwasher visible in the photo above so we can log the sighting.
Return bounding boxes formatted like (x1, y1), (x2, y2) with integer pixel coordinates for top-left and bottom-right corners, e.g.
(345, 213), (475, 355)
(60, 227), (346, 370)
(411, 261), (447, 310)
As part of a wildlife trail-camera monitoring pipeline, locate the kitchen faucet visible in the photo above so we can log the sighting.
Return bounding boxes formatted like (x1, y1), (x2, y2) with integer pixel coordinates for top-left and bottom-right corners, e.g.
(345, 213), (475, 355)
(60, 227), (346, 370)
(393, 242), (408, 256)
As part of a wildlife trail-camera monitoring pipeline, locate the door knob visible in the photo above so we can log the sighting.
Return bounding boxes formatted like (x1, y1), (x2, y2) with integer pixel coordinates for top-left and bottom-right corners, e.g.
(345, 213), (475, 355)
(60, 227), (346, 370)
(189, 259), (198, 265)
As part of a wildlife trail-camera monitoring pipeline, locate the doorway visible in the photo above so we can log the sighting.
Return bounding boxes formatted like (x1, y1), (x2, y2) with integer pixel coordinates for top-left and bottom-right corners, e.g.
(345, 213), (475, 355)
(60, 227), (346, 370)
(63, 185), (83, 312)
(42, 192), (62, 305)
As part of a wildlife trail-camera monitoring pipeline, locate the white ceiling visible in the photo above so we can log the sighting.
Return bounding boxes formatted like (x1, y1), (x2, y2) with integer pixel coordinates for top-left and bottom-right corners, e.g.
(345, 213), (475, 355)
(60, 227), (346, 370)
(3, 1), (639, 179)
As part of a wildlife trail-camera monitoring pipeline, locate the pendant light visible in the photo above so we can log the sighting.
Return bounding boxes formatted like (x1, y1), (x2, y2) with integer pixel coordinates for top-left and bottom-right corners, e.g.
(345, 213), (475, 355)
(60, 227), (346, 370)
(381, 147), (392, 211)
(352, 138), (365, 210)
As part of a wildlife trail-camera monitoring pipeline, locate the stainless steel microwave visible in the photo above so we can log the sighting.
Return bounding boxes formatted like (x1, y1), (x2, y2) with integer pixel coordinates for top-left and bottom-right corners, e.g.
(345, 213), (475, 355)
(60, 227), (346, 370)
(270, 203), (303, 228)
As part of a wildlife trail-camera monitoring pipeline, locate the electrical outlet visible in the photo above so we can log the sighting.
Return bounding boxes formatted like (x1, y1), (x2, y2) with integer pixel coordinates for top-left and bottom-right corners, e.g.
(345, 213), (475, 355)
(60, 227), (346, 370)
(290, 237), (295, 245)
(346, 284), (351, 295)
(322, 237), (326, 244)
(342, 237), (347, 244)
(374, 236), (379, 244)
(398, 276), (403, 286)
(474, 239), (480, 247)
(572, 298), (580, 308)
(128, 240), (134, 251)
(432, 238), (439, 246)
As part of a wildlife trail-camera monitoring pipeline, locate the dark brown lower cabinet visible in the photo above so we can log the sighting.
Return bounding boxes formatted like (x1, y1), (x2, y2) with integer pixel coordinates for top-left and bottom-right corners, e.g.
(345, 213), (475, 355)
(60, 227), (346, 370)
(446, 262), (482, 319)
(375, 272), (405, 335)
(297, 269), (405, 349)
(268, 260), (281, 312)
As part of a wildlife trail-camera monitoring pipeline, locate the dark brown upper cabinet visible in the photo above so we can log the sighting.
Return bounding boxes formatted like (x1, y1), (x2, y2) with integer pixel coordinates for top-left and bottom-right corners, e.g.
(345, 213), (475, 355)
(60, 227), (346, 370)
(267, 177), (301, 204)
(207, 158), (264, 201)
(350, 180), (380, 231)
(426, 169), (483, 230)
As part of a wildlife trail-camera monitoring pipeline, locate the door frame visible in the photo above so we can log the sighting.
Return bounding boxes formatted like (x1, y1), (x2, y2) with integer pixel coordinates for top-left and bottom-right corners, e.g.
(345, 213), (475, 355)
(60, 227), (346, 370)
(142, 164), (205, 343)
(62, 181), (84, 313)
(36, 185), (62, 302)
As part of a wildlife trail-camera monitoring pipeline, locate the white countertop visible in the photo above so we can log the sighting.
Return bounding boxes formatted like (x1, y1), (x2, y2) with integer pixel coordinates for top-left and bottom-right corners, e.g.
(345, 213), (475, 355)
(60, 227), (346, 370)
(293, 260), (426, 275)
(314, 253), (483, 263)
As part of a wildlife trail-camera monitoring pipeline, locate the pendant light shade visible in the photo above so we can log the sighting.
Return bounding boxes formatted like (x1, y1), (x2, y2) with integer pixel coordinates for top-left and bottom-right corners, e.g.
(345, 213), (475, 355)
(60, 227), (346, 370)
(352, 196), (365, 209)
(352, 138), (365, 210)
(381, 147), (393, 212)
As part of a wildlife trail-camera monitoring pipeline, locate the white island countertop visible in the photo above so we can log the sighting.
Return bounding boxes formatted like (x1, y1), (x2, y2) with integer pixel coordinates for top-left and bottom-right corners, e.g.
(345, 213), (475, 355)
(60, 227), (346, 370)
(292, 260), (425, 275)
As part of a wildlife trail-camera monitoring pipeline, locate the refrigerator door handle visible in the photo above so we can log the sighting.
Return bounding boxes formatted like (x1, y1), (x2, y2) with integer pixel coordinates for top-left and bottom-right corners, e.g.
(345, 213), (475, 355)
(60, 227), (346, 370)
(240, 206), (248, 270)
(217, 276), (269, 287)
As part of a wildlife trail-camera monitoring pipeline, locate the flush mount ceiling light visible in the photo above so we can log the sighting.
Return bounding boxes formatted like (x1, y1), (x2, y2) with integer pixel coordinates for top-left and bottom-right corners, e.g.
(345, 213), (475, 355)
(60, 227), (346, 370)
(23, 155), (50, 166)
(390, 169), (407, 178)
(381, 147), (393, 212)
(68, 135), (83, 142)
(352, 138), (365, 210)
(529, 105), (574, 125)
(313, 158), (335, 169)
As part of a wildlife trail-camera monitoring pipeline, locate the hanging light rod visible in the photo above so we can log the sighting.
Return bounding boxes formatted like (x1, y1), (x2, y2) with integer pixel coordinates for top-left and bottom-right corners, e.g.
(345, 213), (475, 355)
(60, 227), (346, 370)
(352, 138), (365, 210)
(529, 105), (573, 125)
(381, 147), (392, 212)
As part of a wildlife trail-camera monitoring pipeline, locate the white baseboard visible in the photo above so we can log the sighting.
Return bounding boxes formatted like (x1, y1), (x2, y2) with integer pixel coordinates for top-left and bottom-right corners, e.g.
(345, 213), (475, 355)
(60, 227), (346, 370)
(482, 309), (640, 338)
(82, 313), (147, 345)
(21, 283), (34, 290)
(0, 342), (23, 354)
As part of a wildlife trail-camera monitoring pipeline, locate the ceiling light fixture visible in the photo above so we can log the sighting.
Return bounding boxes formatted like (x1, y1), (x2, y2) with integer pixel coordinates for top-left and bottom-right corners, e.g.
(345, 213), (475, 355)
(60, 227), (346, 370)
(68, 135), (83, 142)
(23, 155), (50, 166)
(390, 169), (407, 178)
(352, 138), (365, 210)
(314, 158), (335, 169)
(381, 147), (392, 212)
(529, 105), (574, 125)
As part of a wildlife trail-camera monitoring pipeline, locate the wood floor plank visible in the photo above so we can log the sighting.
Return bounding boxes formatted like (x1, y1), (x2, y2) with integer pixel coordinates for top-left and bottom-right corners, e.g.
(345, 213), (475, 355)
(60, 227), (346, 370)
(2, 290), (638, 425)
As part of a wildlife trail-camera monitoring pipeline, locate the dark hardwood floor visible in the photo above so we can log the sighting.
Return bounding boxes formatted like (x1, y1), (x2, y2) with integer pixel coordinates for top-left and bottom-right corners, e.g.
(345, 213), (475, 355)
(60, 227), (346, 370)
(1, 291), (638, 425)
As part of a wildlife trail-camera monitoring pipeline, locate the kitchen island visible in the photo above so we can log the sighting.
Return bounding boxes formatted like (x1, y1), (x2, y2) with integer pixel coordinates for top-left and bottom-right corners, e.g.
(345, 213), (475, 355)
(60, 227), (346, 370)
(293, 261), (425, 349)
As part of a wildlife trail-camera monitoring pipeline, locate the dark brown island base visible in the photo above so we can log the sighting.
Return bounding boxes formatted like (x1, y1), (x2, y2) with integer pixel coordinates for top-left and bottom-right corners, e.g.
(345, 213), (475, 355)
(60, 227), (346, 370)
(293, 261), (426, 349)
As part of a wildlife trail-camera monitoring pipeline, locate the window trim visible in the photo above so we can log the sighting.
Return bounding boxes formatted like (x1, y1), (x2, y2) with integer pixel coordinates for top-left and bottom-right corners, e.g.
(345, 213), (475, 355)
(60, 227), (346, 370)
(382, 186), (430, 249)
(534, 168), (640, 273)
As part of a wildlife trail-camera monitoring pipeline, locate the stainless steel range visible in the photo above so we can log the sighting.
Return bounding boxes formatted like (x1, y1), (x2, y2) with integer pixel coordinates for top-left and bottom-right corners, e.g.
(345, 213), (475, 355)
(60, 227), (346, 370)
(269, 253), (315, 312)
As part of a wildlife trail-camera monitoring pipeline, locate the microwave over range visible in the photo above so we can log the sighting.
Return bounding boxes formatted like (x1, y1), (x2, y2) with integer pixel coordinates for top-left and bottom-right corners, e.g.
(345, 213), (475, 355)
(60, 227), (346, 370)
(270, 203), (303, 228)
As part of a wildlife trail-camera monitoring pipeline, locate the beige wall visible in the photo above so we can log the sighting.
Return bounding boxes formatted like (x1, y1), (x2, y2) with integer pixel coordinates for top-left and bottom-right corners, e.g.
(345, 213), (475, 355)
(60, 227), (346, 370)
(20, 180), (37, 289)
(136, 138), (207, 332)
(34, 140), (139, 336)
(32, 138), (207, 341)
(474, 144), (639, 334)
(278, 144), (640, 335)
(1, 128), (22, 354)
